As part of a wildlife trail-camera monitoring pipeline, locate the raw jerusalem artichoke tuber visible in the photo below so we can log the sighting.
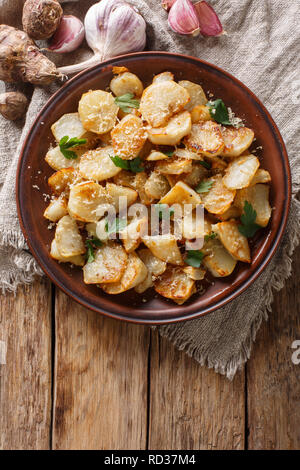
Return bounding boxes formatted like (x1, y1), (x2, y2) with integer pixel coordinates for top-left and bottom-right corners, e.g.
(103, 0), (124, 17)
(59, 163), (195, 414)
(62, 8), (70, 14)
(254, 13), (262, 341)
(0, 91), (29, 120)
(0, 25), (63, 85)
(22, 0), (63, 40)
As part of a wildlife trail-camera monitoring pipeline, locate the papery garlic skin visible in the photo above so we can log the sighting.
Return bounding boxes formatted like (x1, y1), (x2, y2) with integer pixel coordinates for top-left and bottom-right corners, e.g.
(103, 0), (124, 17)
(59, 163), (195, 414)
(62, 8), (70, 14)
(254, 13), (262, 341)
(49, 15), (85, 53)
(168, 0), (200, 36)
(194, 1), (224, 37)
(58, 0), (146, 75)
(162, 0), (176, 11)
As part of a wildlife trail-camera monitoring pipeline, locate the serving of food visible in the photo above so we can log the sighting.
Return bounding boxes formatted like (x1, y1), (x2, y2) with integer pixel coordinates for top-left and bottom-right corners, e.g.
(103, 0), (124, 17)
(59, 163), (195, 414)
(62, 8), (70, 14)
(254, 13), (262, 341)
(42, 65), (272, 306)
(16, 52), (290, 322)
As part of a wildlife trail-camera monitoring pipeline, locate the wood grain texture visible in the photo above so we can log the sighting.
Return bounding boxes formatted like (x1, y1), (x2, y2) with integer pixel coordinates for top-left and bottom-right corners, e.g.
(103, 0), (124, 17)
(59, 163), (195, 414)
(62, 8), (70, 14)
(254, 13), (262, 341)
(52, 289), (150, 450)
(148, 331), (245, 450)
(0, 279), (52, 450)
(247, 244), (300, 450)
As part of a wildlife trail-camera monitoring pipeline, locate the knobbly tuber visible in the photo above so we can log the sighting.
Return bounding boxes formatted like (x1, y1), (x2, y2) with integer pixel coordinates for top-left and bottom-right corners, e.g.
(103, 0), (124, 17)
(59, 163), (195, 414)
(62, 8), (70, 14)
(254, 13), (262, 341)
(22, 0), (63, 40)
(0, 92), (29, 120)
(0, 25), (63, 85)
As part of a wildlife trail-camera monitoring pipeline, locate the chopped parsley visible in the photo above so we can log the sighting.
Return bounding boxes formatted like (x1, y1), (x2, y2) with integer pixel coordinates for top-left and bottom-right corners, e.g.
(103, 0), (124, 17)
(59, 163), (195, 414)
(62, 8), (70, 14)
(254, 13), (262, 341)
(196, 180), (213, 194)
(238, 201), (262, 238)
(105, 217), (127, 235)
(85, 237), (103, 263)
(110, 155), (144, 173)
(204, 232), (217, 242)
(154, 204), (175, 220)
(114, 93), (140, 112)
(59, 136), (87, 160)
(206, 99), (232, 126)
(185, 250), (204, 268)
(199, 160), (212, 170)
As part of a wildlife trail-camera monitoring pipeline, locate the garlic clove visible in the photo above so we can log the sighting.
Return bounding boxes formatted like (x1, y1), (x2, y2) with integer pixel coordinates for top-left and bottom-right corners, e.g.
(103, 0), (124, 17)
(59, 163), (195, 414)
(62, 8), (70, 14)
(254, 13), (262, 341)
(168, 0), (200, 36)
(162, 0), (176, 11)
(48, 15), (85, 53)
(193, 1), (224, 37)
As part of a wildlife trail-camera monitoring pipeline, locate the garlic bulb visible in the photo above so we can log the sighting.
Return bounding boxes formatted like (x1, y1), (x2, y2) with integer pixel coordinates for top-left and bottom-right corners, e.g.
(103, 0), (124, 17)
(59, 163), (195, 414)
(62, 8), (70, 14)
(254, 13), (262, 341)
(162, 0), (176, 11)
(194, 1), (224, 36)
(48, 15), (85, 53)
(58, 0), (146, 75)
(168, 0), (200, 36)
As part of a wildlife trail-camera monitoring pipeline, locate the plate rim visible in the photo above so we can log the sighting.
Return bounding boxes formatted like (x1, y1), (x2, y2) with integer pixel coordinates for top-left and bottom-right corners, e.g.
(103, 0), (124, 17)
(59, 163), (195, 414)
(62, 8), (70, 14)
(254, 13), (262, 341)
(16, 51), (292, 325)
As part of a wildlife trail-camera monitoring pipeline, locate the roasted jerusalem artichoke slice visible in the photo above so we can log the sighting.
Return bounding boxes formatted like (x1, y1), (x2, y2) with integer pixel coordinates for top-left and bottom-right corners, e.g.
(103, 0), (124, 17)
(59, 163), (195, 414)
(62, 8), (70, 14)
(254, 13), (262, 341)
(106, 182), (138, 211)
(190, 105), (211, 123)
(111, 114), (147, 160)
(201, 175), (236, 215)
(152, 71), (174, 83)
(142, 235), (183, 265)
(44, 196), (68, 222)
(134, 248), (167, 293)
(235, 184), (271, 227)
(155, 157), (193, 175)
(139, 81), (190, 128)
(110, 72), (143, 97)
(120, 217), (148, 253)
(159, 181), (201, 207)
(55, 215), (85, 258)
(212, 220), (251, 263)
(144, 172), (170, 200)
(223, 155), (260, 190)
(101, 252), (147, 294)
(83, 242), (128, 284)
(178, 80), (208, 110)
(45, 145), (84, 171)
(148, 111), (192, 146)
(68, 182), (112, 223)
(78, 146), (122, 181)
(220, 126), (254, 157)
(48, 168), (82, 196)
(50, 239), (85, 267)
(249, 169), (271, 186)
(78, 90), (119, 134)
(202, 239), (237, 277)
(51, 112), (95, 145)
(184, 121), (224, 157)
(154, 267), (196, 305)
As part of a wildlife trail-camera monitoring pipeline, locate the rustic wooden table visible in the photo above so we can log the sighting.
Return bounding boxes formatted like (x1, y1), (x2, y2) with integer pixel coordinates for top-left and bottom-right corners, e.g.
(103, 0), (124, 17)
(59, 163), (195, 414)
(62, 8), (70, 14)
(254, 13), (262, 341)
(0, 245), (299, 450)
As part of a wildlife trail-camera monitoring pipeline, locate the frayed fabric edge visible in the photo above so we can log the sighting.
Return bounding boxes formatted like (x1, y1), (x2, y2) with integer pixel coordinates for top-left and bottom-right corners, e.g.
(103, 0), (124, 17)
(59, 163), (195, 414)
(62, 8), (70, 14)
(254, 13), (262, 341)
(0, 226), (27, 251)
(157, 197), (300, 380)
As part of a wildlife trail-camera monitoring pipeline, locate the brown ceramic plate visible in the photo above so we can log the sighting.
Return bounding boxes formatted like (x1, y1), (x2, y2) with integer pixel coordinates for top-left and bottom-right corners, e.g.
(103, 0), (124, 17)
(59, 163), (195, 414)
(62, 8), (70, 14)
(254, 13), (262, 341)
(16, 52), (291, 324)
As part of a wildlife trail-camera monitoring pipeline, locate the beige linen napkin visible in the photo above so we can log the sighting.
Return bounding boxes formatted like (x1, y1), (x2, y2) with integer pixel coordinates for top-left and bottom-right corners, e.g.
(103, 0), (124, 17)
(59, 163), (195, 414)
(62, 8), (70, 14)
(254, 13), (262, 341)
(0, 0), (299, 379)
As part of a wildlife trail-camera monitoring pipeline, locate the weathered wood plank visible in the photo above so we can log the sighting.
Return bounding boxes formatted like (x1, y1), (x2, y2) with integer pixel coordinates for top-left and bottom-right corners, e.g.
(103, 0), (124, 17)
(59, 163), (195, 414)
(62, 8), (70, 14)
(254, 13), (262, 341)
(247, 245), (300, 450)
(52, 289), (150, 450)
(0, 279), (52, 450)
(148, 331), (245, 450)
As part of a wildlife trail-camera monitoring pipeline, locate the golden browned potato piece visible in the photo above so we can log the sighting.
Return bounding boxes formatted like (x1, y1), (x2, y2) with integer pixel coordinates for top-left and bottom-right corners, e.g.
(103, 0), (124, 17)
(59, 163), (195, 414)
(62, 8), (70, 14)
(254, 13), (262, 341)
(235, 184), (272, 227)
(155, 157), (193, 175)
(154, 267), (196, 304)
(249, 169), (271, 186)
(110, 72), (143, 97)
(111, 114), (147, 160)
(146, 150), (169, 161)
(201, 175), (236, 215)
(184, 121), (224, 157)
(106, 182), (138, 211)
(142, 235), (183, 265)
(134, 172), (153, 205)
(55, 215), (85, 258)
(78, 146), (122, 181)
(183, 266), (206, 280)
(152, 71), (174, 83)
(68, 182), (112, 223)
(48, 168), (82, 196)
(148, 111), (192, 146)
(202, 239), (237, 277)
(44, 196), (68, 222)
(159, 181), (201, 207)
(223, 155), (260, 190)
(83, 243), (128, 284)
(120, 217), (148, 253)
(220, 126), (254, 157)
(101, 252), (147, 294)
(45, 145), (85, 171)
(190, 105), (211, 123)
(139, 81), (190, 128)
(50, 239), (85, 267)
(51, 112), (95, 145)
(178, 80), (208, 110)
(78, 90), (119, 134)
(144, 172), (170, 200)
(212, 220), (251, 263)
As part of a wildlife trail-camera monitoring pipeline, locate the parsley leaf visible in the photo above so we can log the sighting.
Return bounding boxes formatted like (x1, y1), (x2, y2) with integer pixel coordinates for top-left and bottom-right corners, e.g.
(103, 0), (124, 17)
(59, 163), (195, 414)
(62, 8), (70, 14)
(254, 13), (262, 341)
(85, 237), (103, 263)
(196, 180), (213, 194)
(199, 160), (212, 170)
(59, 135), (87, 160)
(163, 150), (174, 157)
(206, 99), (232, 126)
(185, 250), (204, 268)
(110, 155), (144, 173)
(105, 217), (127, 234)
(238, 201), (262, 238)
(204, 232), (217, 242)
(115, 93), (140, 112)
(154, 204), (174, 220)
